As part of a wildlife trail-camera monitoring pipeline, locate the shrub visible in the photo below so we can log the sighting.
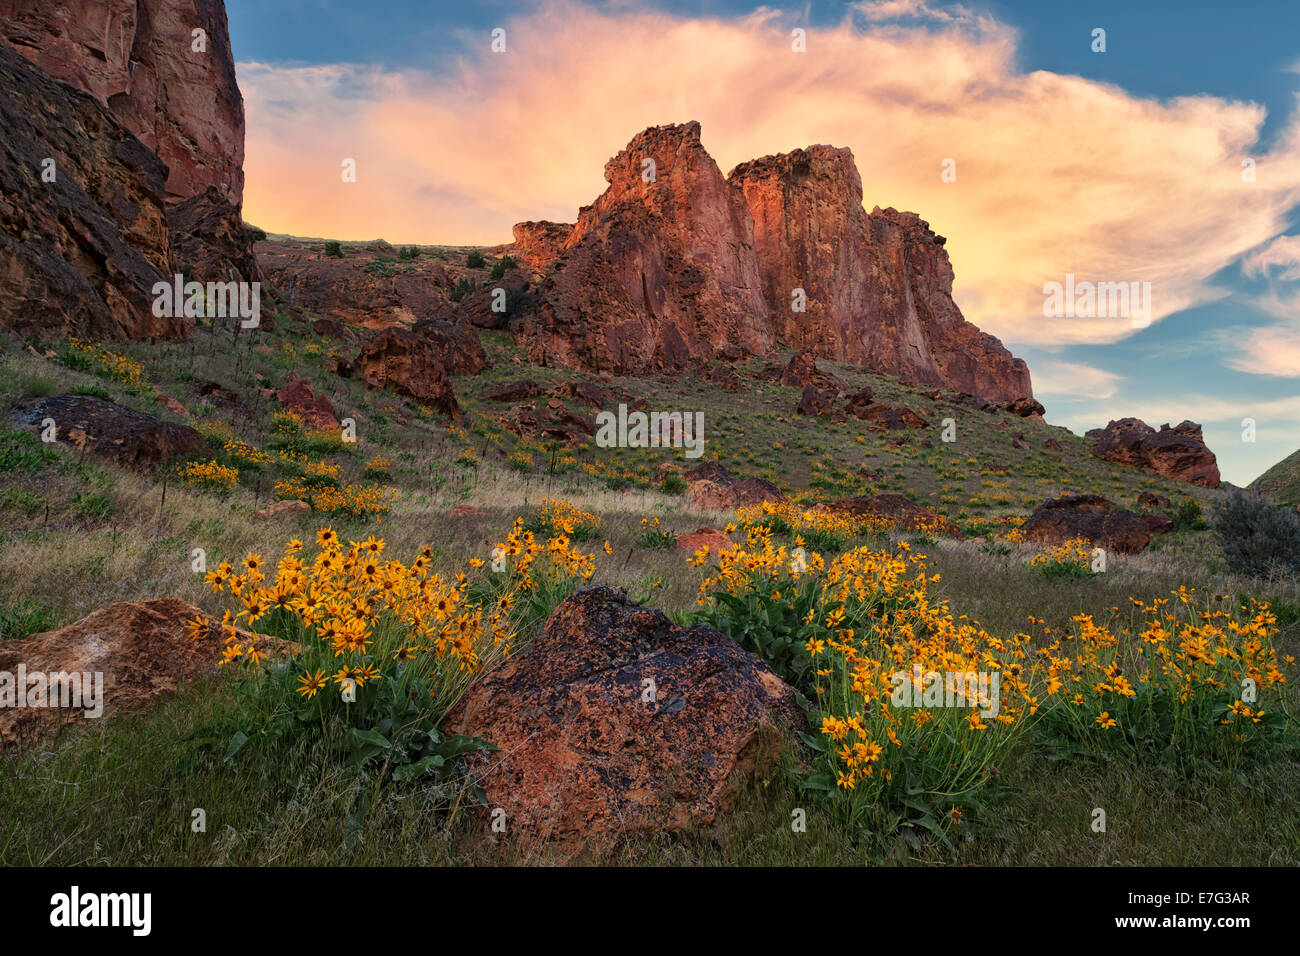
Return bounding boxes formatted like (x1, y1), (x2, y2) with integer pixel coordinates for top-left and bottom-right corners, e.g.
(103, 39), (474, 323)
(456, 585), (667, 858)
(179, 459), (239, 493)
(449, 278), (476, 303)
(466, 250), (486, 269)
(245, 225), (268, 243)
(324, 240), (343, 258)
(635, 517), (675, 549)
(1172, 499), (1207, 532)
(660, 472), (686, 495)
(1211, 488), (1300, 578)
(363, 259), (395, 278)
(524, 498), (601, 541)
(1028, 537), (1097, 580)
(489, 255), (517, 280)
(72, 492), (115, 520)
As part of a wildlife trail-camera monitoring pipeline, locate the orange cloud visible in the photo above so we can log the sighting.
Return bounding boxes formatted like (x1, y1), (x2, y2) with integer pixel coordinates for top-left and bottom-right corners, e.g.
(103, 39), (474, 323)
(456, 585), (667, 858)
(239, 1), (1300, 349)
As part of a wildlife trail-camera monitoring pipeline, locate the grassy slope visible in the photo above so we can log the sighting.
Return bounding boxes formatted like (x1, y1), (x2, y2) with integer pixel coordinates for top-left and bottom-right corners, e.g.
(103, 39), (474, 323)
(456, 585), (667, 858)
(1, 280), (1298, 865)
(1250, 448), (1300, 507)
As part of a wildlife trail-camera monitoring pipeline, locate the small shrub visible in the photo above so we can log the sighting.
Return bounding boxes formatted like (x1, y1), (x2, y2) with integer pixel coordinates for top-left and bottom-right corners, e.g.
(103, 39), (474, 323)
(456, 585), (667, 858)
(660, 472), (686, 495)
(635, 517), (675, 549)
(72, 492), (115, 521)
(1172, 499), (1207, 532)
(1211, 488), (1300, 578)
(466, 251), (486, 269)
(245, 225), (268, 243)
(22, 375), (57, 398)
(489, 255), (517, 280)
(324, 240), (343, 258)
(449, 278), (476, 303)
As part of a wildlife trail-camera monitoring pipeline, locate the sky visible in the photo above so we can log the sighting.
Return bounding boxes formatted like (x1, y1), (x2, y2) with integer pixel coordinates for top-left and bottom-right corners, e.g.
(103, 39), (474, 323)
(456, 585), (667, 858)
(226, 0), (1300, 485)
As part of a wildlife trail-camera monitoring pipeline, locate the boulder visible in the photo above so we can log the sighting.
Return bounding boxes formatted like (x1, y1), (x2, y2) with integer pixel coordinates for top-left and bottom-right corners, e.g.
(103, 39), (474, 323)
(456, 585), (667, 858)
(443, 586), (799, 846)
(675, 528), (736, 558)
(252, 499), (309, 520)
(1091, 418), (1220, 487)
(275, 375), (338, 431)
(796, 384), (838, 417)
(684, 463), (786, 511)
(781, 349), (844, 390)
(167, 185), (261, 285)
(849, 402), (928, 431)
(483, 379), (545, 403)
(16, 395), (203, 468)
(356, 319), (485, 422)
(0, 599), (257, 750)
(1019, 494), (1173, 554)
(1137, 491), (1171, 508)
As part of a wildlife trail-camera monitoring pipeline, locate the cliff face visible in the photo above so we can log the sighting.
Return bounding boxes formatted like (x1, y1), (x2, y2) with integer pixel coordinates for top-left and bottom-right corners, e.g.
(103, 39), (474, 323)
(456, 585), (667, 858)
(522, 122), (773, 373)
(0, 42), (184, 340)
(730, 146), (1032, 403)
(0, 0), (245, 205)
(504, 123), (1035, 404)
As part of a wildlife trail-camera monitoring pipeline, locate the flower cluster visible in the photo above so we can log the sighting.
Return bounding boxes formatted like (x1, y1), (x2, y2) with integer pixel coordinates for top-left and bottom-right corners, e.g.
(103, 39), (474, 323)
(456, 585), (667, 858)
(178, 459), (239, 492)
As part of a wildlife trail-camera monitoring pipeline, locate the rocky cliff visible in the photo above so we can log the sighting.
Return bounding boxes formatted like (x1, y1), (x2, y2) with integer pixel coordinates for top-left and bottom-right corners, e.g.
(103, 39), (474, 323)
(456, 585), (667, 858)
(0, 0), (245, 205)
(501, 123), (1034, 405)
(0, 42), (183, 340)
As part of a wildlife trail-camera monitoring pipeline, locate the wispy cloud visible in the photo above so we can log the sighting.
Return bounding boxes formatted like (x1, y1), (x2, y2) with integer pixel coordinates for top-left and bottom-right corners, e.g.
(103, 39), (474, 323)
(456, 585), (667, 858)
(239, 0), (1300, 351)
(1031, 361), (1123, 400)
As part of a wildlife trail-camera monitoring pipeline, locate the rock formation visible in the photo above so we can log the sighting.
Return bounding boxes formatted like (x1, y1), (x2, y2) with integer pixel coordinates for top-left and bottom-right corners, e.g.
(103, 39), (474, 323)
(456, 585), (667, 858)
(500, 123), (1035, 406)
(355, 318), (485, 422)
(443, 586), (799, 847)
(0, 0), (245, 204)
(1089, 418), (1221, 488)
(1019, 494), (1173, 554)
(0, 43), (181, 340)
(16, 394), (204, 468)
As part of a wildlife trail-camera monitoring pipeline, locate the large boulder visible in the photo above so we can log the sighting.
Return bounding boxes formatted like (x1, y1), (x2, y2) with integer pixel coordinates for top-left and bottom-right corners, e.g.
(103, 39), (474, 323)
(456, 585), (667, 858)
(275, 375), (338, 431)
(0, 599), (243, 750)
(355, 318), (483, 421)
(16, 395), (203, 468)
(1091, 418), (1221, 488)
(1019, 494), (1173, 554)
(443, 586), (799, 846)
(0, 42), (179, 340)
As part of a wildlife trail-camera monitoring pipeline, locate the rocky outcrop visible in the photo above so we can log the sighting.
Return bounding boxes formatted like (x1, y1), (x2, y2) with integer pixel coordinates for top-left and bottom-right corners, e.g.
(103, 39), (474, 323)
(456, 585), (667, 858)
(1, 0), (246, 205)
(1090, 418), (1221, 488)
(16, 395), (203, 468)
(675, 527), (737, 558)
(0, 599), (249, 750)
(275, 375), (338, 431)
(514, 122), (774, 373)
(355, 318), (485, 422)
(0, 42), (180, 340)
(259, 241), (454, 330)
(167, 185), (260, 284)
(443, 586), (799, 847)
(500, 124), (1033, 405)
(1019, 494), (1173, 554)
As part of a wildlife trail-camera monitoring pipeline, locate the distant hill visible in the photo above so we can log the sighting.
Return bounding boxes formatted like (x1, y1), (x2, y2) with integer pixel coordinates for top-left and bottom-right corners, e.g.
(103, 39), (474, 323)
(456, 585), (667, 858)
(1250, 448), (1300, 505)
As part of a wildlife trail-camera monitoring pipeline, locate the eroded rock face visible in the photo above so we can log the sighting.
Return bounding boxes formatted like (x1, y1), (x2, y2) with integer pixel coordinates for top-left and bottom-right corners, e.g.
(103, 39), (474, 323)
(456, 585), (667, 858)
(500, 124), (1034, 405)
(730, 147), (1034, 404)
(515, 122), (774, 374)
(1019, 494), (1172, 554)
(443, 586), (799, 847)
(355, 319), (485, 422)
(1, 0), (245, 205)
(275, 375), (338, 431)
(0, 599), (241, 750)
(167, 185), (260, 285)
(0, 42), (180, 340)
(16, 395), (203, 467)
(1091, 418), (1221, 488)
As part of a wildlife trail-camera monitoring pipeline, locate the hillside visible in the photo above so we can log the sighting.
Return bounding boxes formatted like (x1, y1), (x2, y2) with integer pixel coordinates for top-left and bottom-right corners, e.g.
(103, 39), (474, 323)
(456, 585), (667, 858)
(1251, 448), (1300, 506)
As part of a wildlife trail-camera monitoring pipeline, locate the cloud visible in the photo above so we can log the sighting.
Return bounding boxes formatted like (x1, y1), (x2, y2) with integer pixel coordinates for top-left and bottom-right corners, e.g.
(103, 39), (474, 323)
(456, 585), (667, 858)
(1031, 361), (1123, 400)
(238, 0), (1300, 350)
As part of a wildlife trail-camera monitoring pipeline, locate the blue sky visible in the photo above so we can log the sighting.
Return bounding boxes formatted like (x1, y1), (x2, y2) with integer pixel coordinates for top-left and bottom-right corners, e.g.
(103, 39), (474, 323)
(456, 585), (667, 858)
(228, 1), (1300, 485)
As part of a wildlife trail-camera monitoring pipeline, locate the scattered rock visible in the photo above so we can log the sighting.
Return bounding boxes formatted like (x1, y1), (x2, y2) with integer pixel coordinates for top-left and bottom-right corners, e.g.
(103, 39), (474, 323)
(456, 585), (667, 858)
(796, 384), (838, 417)
(155, 392), (190, 418)
(252, 499), (310, 520)
(16, 395), (203, 468)
(781, 350), (843, 391)
(850, 402), (928, 431)
(1137, 491), (1171, 508)
(443, 586), (799, 848)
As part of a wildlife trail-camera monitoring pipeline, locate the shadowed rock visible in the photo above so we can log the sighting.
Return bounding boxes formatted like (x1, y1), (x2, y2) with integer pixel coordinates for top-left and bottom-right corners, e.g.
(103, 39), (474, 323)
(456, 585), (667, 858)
(443, 586), (800, 847)
(16, 395), (203, 468)
(1019, 494), (1173, 554)
(1091, 418), (1220, 488)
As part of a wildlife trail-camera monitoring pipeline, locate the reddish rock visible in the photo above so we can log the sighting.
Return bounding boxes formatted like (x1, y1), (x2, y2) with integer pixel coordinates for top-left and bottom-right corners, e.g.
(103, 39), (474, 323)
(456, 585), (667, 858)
(684, 463), (786, 511)
(1044, 438), (1063, 451)
(550, 379), (611, 408)
(1, 0), (246, 206)
(513, 122), (774, 374)
(700, 361), (744, 392)
(498, 404), (596, 445)
(729, 146), (1034, 404)
(17, 395), (202, 468)
(1091, 418), (1221, 488)
(0, 599), (266, 750)
(796, 384), (838, 417)
(167, 185), (261, 285)
(781, 349), (844, 390)
(850, 402), (928, 431)
(675, 528), (736, 558)
(252, 499), (309, 520)
(449, 505), (485, 517)
(1019, 494), (1172, 554)
(482, 379), (545, 403)
(275, 375), (338, 431)
(842, 386), (876, 417)
(355, 324), (467, 422)
(443, 586), (799, 847)
(815, 495), (962, 538)
(1000, 397), (1047, 419)
(155, 392), (190, 417)
(0, 43), (180, 341)
(510, 221), (573, 273)
(1137, 491), (1171, 508)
